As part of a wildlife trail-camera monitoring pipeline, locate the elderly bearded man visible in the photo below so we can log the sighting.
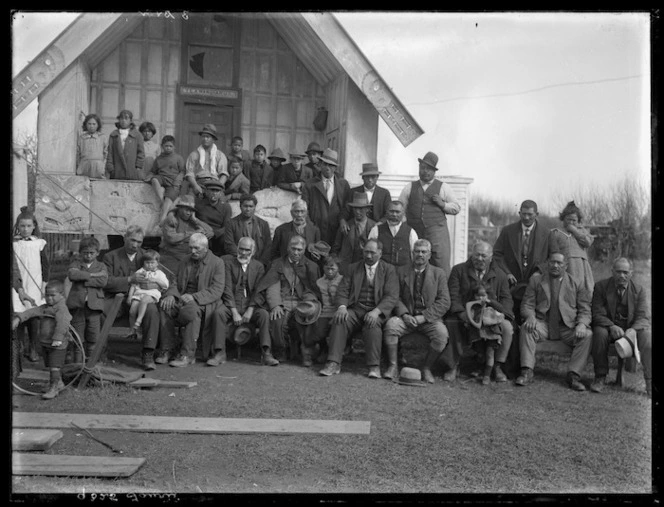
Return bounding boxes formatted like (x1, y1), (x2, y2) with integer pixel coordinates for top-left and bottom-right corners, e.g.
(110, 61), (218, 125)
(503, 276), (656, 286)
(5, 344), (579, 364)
(271, 199), (322, 262)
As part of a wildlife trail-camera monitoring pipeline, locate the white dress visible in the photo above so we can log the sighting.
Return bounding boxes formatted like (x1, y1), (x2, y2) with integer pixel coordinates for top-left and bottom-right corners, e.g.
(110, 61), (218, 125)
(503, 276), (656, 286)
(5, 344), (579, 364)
(129, 268), (169, 302)
(13, 236), (47, 307)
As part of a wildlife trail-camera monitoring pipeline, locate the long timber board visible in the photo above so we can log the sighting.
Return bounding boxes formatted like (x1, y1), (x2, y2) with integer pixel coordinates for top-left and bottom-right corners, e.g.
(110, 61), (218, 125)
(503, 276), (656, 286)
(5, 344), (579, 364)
(12, 453), (145, 477)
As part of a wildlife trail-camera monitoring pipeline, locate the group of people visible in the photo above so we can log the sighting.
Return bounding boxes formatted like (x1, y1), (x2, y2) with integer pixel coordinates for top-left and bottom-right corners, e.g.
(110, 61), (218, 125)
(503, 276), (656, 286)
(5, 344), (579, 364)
(13, 121), (650, 399)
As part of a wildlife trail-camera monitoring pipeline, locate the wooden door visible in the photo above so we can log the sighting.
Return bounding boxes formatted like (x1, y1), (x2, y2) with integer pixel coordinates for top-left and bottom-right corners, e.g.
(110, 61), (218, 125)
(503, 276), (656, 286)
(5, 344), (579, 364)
(182, 102), (235, 157)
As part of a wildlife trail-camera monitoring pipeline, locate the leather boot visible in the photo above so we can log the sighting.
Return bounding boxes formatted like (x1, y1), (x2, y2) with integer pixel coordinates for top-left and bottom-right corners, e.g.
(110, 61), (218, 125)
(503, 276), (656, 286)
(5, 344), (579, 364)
(142, 350), (156, 371)
(42, 369), (65, 400)
(421, 348), (441, 384)
(383, 344), (399, 380)
(261, 347), (280, 366)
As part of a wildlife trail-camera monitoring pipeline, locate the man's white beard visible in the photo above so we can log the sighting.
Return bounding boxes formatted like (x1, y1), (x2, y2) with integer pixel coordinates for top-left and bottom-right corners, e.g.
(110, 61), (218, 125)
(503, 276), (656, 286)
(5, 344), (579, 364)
(237, 255), (252, 266)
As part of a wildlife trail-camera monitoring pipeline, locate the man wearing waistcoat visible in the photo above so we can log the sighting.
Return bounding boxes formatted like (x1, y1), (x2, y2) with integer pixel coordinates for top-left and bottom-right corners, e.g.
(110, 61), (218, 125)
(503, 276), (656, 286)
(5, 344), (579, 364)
(399, 151), (460, 275)
(368, 200), (418, 271)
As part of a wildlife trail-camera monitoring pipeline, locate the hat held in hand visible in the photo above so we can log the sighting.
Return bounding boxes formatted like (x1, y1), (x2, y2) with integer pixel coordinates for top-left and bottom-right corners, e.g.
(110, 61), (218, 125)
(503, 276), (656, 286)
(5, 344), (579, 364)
(614, 328), (641, 363)
(233, 324), (254, 346)
(294, 300), (322, 326)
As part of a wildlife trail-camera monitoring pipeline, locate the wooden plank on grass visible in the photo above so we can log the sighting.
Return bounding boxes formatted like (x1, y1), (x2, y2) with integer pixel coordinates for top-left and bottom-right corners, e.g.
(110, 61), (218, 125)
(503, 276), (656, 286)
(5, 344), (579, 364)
(12, 429), (63, 451)
(128, 378), (198, 389)
(13, 412), (371, 435)
(12, 453), (145, 477)
(18, 369), (49, 382)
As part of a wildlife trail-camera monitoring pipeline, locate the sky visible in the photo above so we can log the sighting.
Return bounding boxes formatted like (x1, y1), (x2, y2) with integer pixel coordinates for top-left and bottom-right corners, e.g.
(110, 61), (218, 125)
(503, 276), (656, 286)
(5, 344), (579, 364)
(11, 11), (652, 215)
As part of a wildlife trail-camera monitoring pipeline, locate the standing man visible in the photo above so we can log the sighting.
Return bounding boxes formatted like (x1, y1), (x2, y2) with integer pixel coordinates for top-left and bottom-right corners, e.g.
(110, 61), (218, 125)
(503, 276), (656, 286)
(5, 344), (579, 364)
(383, 239), (451, 382)
(346, 163), (392, 225)
(184, 124), (228, 198)
(195, 178), (233, 257)
(221, 237), (279, 367)
(224, 194), (272, 267)
(399, 151), (460, 274)
(368, 200), (418, 271)
(516, 252), (592, 391)
(158, 233), (226, 368)
(275, 150), (313, 194)
(320, 239), (398, 378)
(304, 141), (323, 178)
(590, 257), (651, 396)
(302, 148), (352, 246)
(102, 225), (161, 370)
(331, 193), (376, 275)
(255, 235), (321, 363)
(271, 199), (322, 262)
(440, 241), (514, 382)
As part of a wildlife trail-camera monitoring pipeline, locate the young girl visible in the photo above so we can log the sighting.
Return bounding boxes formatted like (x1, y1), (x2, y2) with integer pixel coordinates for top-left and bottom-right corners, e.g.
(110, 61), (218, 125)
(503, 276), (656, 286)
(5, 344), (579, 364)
(466, 285), (506, 386)
(224, 156), (250, 201)
(139, 121), (161, 176)
(13, 207), (50, 363)
(309, 255), (344, 365)
(127, 250), (169, 337)
(147, 135), (186, 224)
(76, 113), (108, 178)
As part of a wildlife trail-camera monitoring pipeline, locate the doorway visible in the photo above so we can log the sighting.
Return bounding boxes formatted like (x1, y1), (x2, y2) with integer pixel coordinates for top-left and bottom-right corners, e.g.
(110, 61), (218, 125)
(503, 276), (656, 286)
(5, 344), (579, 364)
(179, 100), (238, 157)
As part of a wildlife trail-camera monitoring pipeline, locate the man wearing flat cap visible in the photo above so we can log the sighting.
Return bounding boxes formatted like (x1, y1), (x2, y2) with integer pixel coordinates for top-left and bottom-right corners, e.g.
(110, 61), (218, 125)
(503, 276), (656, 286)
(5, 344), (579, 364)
(345, 163), (392, 225)
(331, 193), (376, 276)
(399, 151), (460, 275)
(276, 150), (313, 194)
(271, 199), (322, 263)
(305, 141), (324, 179)
(184, 124), (228, 197)
(195, 178), (233, 257)
(302, 148), (352, 246)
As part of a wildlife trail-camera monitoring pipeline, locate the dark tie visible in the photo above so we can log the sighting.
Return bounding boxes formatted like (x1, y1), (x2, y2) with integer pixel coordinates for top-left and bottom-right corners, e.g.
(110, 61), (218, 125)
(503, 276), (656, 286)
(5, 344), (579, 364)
(549, 277), (561, 339)
(244, 219), (253, 238)
(522, 229), (531, 267)
(617, 287), (625, 301)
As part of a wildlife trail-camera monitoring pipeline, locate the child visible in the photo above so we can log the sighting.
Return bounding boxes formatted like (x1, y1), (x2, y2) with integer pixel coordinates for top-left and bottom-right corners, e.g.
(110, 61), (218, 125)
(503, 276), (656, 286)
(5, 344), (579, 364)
(127, 250), (169, 338)
(310, 255), (344, 365)
(13, 206), (50, 363)
(466, 285), (506, 386)
(245, 144), (273, 193)
(105, 109), (145, 180)
(224, 156), (250, 201)
(227, 135), (253, 174)
(276, 150), (312, 194)
(66, 236), (109, 362)
(267, 147), (287, 186)
(139, 121), (161, 176)
(12, 280), (72, 399)
(76, 113), (108, 178)
(147, 135), (186, 224)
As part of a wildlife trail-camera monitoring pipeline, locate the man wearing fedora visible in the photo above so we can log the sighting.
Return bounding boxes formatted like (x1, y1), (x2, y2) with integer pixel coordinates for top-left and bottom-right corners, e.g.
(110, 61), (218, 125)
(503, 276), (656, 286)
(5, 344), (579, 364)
(221, 237), (279, 366)
(158, 233), (227, 368)
(320, 238), (398, 378)
(184, 124), (228, 198)
(276, 150), (313, 194)
(516, 252), (592, 391)
(440, 241), (514, 383)
(304, 141), (323, 178)
(331, 193), (376, 275)
(195, 178), (233, 258)
(302, 148), (352, 246)
(271, 199), (322, 262)
(590, 257), (651, 396)
(383, 239), (451, 383)
(159, 194), (214, 277)
(346, 163), (392, 225)
(398, 151), (460, 275)
(368, 200), (419, 271)
(224, 194), (272, 267)
(255, 235), (321, 363)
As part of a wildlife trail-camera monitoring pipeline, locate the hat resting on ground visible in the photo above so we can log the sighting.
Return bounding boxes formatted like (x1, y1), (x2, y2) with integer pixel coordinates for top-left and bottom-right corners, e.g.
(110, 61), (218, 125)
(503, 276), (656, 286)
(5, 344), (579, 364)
(233, 324), (254, 346)
(360, 163), (381, 177)
(198, 124), (218, 140)
(268, 148), (287, 161)
(318, 148), (339, 166)
(174, 194), (196, 210)
(347, 193), (373, 208)
(305, 142), (323, 155)
(417, 151), (439, 171)
(397, 367), (427, 387)
(294, 300), (322, 326)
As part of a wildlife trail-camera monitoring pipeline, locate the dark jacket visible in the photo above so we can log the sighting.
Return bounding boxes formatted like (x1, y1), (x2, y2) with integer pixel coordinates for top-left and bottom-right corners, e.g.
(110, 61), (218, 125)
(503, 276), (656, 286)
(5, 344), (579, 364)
(344, 185), (392, 223)
(271, 220), (321, 261)
(195, 196), (233, 256)
(103, 247), (147, 295)
(591, 277), (650, 330)
(276, 163), (314, 192)
(256, 256), (321, 310)
(66, 259), (109, 311)
(394, 263), (450, 323)
(221, 255), (266, 309)
(302, 176), (352, 245)
(224, 215), (272, 266)
(336, 259), (398, 318)
(105, 125), (145, 180)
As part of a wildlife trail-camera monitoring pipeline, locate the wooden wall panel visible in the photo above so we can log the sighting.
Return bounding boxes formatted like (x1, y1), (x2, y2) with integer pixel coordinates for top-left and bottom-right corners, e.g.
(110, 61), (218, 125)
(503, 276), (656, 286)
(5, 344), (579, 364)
(145, 91), (161, 124)
(147, 44), (163, 84)
(276, 98), (293, 127)
(274, 131), (291, 153)
(125, 43), (142, 83)
(101, 86), (119, 120)
(256, 96), (272, 126)
(102, 48), (119, 82)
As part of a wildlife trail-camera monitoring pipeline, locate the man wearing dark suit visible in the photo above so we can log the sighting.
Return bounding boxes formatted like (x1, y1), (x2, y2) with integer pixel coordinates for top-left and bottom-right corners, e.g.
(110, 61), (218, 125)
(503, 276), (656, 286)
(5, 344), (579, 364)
(441, 241), (514, 382)
(102, 225), (161, 370)
(271, 199), (322, 262)
(331, 193), (376, 275)
(275, 151), (314, 194)
(255, 235), (321, 363)
(516, 252), (592, 391)
(383, 239), (451, 382)
(159, 233), (226, 368)
(301, 148), (352, 246)
(222, 237), (279, 367)
(345, 163), (392, 225)
(320, 238), (398, 378)
(590, 257), (651, 396)
(304, 141), (323, 179)
(224, 194), (272, 267)
(195, 179), (233, 257)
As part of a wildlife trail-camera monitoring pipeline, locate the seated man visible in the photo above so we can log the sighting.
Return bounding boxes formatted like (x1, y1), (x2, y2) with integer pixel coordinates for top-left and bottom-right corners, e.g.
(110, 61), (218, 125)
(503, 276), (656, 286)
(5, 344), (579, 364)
(331, 193), (376, 275)
(383, 239), (450, 382)
(222, 237), (279, 367)
(320, 238), (398, 378)
(271, 199), (322, 262)
(102, 225), (161, 370)
(590, 257), (651, 396)
(516, 252), (592, 391)
(275, 151), (313, 194)
(194, 178), (233, 257)
(224, 194), (272, 267)
(441, 241), (514, 382)
(255, 235), (321, 363)
(158, 233), (226, 368)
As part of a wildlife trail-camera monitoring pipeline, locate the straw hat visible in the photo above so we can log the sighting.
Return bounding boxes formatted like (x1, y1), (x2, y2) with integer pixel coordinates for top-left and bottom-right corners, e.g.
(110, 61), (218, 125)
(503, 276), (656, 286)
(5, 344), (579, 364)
(233, 324), (254, 346)
(294, 300), (322, 326)
(397, 367), (427, 387)
(319, 148), (339, 166)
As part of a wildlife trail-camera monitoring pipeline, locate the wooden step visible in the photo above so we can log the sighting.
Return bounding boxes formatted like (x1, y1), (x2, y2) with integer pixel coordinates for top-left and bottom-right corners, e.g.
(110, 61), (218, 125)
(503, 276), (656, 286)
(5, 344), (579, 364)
(12, 452), (145, 477)
(128, 378), (197, 389)
(12, 429), (63, 452)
